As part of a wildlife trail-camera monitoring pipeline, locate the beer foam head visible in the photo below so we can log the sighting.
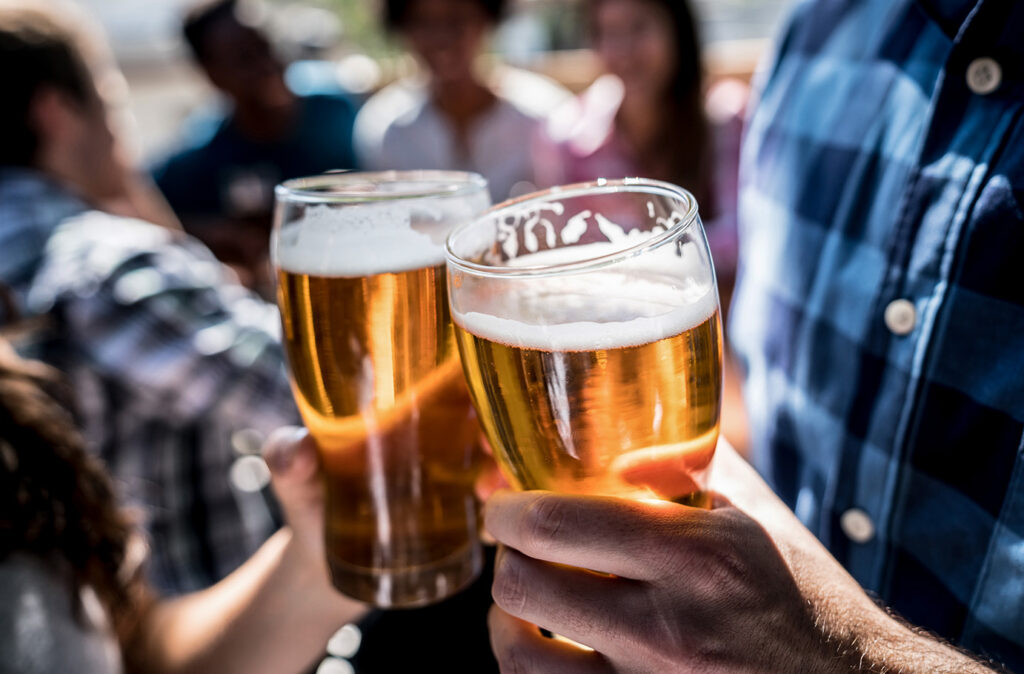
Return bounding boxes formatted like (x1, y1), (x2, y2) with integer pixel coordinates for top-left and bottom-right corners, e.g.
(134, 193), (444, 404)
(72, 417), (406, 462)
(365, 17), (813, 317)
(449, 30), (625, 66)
(274, 202), (447, 276)
(453, 242), (719, 351)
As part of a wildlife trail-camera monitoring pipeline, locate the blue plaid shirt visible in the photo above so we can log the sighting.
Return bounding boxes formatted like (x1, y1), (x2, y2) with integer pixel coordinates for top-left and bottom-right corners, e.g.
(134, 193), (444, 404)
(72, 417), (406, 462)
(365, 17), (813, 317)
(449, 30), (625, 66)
(0, 169), (298, 594)
(731, 0), (1024, 667)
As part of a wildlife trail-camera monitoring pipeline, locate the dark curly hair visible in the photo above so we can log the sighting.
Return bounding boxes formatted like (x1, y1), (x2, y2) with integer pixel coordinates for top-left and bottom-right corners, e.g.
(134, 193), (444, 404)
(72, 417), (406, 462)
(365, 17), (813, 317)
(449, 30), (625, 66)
(384, 0), (506, 31)
(182, 0), (239, 64)
(0, 337), (149, 658)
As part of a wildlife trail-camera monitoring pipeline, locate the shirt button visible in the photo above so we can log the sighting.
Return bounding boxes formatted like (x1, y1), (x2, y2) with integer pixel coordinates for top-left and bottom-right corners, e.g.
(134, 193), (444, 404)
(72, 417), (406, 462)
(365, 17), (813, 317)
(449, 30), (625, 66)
(840, 508), (875, 543)
(327, 624), (362, 658)
(316, 658), (354, 674)
(229, 455), (271, 492)
(966, 57), (1002, 95)
(231, 427), (265, 455)
(884, 299), (916, 335)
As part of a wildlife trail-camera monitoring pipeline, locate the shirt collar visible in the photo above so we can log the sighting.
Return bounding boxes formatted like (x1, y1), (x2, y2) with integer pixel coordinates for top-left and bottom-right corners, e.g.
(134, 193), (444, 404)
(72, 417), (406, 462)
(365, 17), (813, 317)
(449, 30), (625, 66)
(916, 0), (980, 39)
(0, 168), (90, 280)
(0, 167), (87, 215)
(917, 0), (1024, 79)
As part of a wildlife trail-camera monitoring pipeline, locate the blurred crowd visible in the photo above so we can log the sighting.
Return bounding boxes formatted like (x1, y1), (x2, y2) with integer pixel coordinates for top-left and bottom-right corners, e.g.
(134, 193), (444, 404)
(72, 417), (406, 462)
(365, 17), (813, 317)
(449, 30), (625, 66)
(4, 0), (1022, 672)
(142, 0), (746, 302)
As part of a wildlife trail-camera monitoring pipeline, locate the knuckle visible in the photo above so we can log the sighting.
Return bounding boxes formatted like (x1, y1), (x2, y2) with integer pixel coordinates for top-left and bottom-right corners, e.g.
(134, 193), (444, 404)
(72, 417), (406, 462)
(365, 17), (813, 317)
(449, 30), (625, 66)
(652, 514), (751, 589)
(694, 544), (753, 599)
(695, 540), (749, 592)
(522, 494), (567, 547)
(492, 552), (530, 616)
(496, 643), (531, 674)
(643, 531), (690, 581)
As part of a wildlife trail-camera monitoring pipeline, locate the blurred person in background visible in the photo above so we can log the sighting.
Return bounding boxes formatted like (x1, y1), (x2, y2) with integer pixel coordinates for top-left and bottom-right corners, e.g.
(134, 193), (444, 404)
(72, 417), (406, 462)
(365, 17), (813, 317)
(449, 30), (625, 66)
(0, 337), (365, 674)
(0, 3), (502, 670)
(354, 0), (569, 202)
(152, 0), (359, 298)
(532, 0), (749, 452)
(533, 0), (746, 301)
(0, 1), (180, 235)
(0, 0), (302, 597)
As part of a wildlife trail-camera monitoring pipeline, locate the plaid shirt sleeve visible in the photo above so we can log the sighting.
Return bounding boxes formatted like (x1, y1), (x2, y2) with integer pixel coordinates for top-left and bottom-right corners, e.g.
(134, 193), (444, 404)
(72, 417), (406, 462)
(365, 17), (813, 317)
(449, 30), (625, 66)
(731, 0), (1024, 667)
(28, 210), (299, 594)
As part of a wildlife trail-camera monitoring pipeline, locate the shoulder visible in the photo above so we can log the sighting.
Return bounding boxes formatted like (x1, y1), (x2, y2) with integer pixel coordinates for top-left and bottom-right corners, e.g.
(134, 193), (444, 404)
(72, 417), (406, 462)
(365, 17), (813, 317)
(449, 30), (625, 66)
(540, 74), (622, 157)
(491, 65), (572, 120)
(150, 108), (230, 177)
(354, 78), (430, 153)
(752, 0), (864, 89)
(27, 209), (287, 417)
(301, 92), (358, 120)
(27, 210), (225, 314)
(151, 145), (205, 182)
(0, 555), (120, 674)
(297, 94), (359, 161)
(150, 137), (219, 194)
(43, 211), (185, 275)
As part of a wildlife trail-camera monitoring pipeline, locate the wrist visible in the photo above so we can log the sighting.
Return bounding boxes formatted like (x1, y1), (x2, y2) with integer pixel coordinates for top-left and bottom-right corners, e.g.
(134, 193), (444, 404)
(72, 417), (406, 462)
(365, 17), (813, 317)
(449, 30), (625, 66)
(277, 527), (328, 598)
(278, 527), (369, 625)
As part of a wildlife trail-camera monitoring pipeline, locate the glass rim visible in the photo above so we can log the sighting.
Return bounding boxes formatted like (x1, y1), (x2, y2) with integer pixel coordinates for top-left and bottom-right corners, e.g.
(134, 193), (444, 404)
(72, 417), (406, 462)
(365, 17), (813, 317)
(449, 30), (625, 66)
(445, 178), (700, 278)
(275, 170), (489, 204)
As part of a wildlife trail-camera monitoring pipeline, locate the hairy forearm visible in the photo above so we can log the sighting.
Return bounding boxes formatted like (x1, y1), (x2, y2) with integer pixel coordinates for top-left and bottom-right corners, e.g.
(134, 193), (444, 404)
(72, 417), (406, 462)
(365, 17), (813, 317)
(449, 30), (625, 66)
(816, 598), (1000, 672)
(134, 529), (367, 674)
(714, 448), (1000, 673)
(776, 522), (998, 673)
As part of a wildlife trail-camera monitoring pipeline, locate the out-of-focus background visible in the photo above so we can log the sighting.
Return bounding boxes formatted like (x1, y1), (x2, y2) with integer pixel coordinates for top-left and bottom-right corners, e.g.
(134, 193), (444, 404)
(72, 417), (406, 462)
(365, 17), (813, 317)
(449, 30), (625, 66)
(76, 0), (789, 162)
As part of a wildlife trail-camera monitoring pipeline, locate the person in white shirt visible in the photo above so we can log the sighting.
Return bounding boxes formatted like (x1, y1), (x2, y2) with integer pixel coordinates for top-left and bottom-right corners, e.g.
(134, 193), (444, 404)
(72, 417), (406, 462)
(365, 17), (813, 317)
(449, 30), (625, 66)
(354, 0), (568, 202)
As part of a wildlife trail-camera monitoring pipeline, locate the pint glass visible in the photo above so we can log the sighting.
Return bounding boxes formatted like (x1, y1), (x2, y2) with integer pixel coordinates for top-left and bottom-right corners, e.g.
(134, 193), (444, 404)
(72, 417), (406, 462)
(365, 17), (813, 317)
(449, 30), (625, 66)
(446, 179), (722, 505)
(273, 171), (491, 607)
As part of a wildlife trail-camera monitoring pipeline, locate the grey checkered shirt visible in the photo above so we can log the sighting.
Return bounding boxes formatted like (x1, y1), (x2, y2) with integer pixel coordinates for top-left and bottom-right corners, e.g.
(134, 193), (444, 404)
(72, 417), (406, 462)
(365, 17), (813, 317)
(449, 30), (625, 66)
(0, 168), (299, 594)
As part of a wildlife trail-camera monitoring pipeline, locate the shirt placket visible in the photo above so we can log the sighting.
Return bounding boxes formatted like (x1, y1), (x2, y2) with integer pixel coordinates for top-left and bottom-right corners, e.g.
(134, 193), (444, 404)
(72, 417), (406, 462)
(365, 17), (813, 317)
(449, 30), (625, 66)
(866, 0), (1022, 595)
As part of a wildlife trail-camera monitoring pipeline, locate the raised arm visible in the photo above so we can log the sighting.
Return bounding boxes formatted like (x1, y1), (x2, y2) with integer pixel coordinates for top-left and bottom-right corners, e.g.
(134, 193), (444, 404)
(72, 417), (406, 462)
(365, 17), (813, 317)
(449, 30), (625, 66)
(132, 429), (367, 674)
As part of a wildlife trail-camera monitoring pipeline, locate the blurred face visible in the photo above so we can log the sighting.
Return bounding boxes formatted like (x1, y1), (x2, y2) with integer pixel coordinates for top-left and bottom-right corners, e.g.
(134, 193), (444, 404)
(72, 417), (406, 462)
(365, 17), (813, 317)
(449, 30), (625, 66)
(593, 0), (677, 102)
(54, 87), (123, 202)
(200, 18), (291, 109)
(401, 0), (490, 85)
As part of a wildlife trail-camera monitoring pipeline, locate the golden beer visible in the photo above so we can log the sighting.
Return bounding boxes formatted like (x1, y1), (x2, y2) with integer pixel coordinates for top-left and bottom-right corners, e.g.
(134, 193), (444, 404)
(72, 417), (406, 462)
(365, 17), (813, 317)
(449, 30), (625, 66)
(278, 263), (484, 606)
(448, 212), (723, 506)
(455, 310), (720, 504)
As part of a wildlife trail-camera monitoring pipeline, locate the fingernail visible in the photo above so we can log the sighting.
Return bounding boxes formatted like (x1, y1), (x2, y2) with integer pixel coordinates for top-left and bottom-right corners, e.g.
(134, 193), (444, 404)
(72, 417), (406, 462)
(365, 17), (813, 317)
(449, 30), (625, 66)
(263, 426), (304, 474)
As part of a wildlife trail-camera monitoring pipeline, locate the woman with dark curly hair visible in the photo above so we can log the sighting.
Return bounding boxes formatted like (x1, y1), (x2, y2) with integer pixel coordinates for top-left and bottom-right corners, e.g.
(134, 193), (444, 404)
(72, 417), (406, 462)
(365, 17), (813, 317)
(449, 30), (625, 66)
(0, 337), (365, 674)
(0, 338), (145, 673)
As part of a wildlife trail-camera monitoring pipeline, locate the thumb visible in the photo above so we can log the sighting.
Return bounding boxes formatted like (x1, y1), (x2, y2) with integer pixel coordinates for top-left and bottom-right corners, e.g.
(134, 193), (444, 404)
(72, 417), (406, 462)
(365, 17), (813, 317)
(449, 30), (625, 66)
(262, 426), (324, 551)
(264, 426), (319, 484)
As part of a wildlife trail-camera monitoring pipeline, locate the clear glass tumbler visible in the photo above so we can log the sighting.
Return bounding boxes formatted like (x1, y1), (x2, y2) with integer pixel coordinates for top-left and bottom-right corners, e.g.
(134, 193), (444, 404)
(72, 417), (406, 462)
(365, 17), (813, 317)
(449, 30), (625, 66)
(273, 171), (491, 607)
(446, 179), (722, 506)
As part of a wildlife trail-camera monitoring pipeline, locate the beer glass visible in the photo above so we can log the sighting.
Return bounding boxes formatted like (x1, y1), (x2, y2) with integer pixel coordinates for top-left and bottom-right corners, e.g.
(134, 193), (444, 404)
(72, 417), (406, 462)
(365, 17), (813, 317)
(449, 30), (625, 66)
(446, 179), (722, 505)
(272, 171), (491, 607)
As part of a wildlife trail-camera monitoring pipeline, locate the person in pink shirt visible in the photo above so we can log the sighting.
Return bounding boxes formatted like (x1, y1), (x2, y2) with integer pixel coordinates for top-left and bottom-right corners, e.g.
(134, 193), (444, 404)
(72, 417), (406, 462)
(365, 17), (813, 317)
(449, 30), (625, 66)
(534, 0), (746, 301)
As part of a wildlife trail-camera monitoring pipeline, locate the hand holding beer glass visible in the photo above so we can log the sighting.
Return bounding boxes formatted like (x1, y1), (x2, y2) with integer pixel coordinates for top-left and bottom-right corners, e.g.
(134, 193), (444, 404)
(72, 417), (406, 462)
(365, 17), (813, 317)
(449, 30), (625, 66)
(446, 179), (722, 505)
(272, 172), (491, 607)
